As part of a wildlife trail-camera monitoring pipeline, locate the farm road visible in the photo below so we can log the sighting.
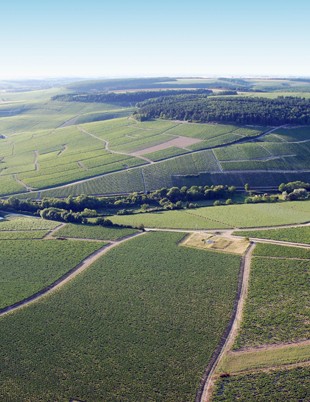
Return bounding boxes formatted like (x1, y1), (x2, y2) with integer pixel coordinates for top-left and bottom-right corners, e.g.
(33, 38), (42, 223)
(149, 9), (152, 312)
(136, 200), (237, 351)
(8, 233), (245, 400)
(0, 231), (145, 318)
(198, 242), (256, 402)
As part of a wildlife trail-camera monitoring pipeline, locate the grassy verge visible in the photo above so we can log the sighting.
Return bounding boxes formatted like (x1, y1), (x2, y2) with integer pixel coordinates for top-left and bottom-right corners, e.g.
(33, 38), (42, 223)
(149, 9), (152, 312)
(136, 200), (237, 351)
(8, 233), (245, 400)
(218, 343), (310, 374)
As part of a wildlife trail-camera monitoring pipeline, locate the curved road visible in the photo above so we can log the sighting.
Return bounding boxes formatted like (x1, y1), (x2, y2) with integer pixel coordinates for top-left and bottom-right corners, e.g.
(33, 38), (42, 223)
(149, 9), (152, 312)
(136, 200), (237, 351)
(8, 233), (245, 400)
(0, 231), (144, 318)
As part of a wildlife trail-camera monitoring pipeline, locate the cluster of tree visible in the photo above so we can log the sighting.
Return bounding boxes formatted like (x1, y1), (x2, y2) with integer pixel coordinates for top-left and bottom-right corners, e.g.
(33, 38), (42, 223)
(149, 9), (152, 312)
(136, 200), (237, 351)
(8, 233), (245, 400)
(279, 181), (310, 193)
(282, 188), (309, 201)
(0, 185), (236, 217)
(279, 181), (310, 201)
(134, 95), (310, 125)
(39, 207), (114, 226)
(52, 89), (213, 106)
(244, 194), (279, 204)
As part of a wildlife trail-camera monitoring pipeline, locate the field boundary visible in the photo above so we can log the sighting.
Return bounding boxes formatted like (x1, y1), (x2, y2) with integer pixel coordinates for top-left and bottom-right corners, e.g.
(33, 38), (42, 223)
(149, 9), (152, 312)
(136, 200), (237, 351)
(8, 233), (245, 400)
(0, 232), (144, 318)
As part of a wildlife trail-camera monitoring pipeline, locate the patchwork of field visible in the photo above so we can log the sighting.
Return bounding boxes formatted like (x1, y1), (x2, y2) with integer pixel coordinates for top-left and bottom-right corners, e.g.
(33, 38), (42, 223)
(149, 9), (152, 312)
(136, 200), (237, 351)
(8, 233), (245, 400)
(110, 200), (310, 229)
(1, 94), (309, 197)
(31, 126), (308, 197)
(0, 232), (241, 401)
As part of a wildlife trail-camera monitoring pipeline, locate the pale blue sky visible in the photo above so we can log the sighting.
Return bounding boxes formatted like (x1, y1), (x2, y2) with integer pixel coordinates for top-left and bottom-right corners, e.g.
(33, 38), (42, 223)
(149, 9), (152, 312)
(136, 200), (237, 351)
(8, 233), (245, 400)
(1, 0), (309, 78)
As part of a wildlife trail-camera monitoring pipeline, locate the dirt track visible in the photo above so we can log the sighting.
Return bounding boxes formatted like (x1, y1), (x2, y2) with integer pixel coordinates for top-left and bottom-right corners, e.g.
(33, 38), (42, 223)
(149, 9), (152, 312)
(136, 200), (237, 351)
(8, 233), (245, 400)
(198, 242), (256, 402)
(0, 231), (144, 318)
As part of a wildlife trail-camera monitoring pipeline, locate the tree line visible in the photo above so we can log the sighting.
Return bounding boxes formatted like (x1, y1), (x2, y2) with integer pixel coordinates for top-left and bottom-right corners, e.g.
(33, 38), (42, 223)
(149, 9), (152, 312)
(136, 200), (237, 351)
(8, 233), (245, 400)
(134, 95), (310, 125)
(0, 181), (307, 223)
(52, 89), (213, 106)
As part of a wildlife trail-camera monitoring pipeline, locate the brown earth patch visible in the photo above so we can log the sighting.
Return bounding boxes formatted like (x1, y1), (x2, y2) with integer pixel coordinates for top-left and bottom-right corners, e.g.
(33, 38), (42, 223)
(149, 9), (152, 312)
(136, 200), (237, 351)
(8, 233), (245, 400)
(131, 136), (202, 156)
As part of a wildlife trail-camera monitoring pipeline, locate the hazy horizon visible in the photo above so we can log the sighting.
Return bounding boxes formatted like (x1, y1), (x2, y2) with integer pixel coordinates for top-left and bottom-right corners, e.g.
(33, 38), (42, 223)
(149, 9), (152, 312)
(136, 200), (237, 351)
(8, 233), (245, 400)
(1, 0), (309, 79)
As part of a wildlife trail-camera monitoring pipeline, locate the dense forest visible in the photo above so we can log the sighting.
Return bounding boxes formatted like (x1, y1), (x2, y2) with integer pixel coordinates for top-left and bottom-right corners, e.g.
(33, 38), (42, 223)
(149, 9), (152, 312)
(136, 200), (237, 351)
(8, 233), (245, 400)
(52, 89), (213, 105)
(135, 95), (310, 125)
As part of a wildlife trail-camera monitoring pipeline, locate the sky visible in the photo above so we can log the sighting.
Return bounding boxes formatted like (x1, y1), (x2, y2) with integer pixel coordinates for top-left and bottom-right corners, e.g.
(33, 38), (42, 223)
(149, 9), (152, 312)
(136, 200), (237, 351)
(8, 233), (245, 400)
(1, 0), (309, 79)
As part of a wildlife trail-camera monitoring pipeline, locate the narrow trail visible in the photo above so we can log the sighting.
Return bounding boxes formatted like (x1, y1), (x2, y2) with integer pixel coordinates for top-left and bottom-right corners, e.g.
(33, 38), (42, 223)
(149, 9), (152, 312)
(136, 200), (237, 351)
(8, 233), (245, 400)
(77, 160), (87, 170)
(77, 125), (154, 164)
(245, 237), (310, 249)
(34, 150), (39, 171)
(0, 231), (145, 318)
(57, 144), (68, 156)
(228, 339), (310, 356)
(145, 221), (310, 235)
(42, 223), (66, 240)
(13, 174), (34, 192)
(216, 360), (310, 378)
(196, 242), (256, 402)
(211, 149), (223, 172)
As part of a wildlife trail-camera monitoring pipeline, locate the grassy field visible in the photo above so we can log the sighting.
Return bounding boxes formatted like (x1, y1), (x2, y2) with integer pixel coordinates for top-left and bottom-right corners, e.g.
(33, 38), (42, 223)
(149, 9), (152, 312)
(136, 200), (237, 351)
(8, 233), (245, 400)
(0, 230), (48, 240)
(0, 232), (241, 401)
(234, 248), (309, 349)
(0, 216), (60, 231)
(234, 225), (310, 244)
(54, 223), (138, 240)
(253, 242), (310, 259)
(218, 343), (310, 374)
(110, 201), (310, 229)
(212, 366), (310, 401)
(0, 239), (104, 309)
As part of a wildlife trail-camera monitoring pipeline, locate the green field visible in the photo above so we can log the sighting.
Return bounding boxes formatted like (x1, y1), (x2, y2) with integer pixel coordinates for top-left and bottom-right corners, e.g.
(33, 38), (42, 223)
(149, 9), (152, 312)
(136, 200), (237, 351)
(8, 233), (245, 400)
(0, 232), (241, 401)
(253, 242), (310, 259)
(234, 246), (309, 349)
(54, 223), (138, 240)
(0, 239), (104, 309)
(0, 230), (48, 240)
(218, 344), (310, 374)
(110, 201), (310, 229)
(212, 366), (310, 401)
(0, 216), (60, 231)
(234, 225), (310, 244)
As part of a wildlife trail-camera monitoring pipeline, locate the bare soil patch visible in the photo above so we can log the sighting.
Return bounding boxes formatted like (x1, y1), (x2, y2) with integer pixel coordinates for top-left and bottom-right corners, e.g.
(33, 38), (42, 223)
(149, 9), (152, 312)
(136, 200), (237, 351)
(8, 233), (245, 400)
(182, 232), (249, 255)
(131, 136), (202, 156)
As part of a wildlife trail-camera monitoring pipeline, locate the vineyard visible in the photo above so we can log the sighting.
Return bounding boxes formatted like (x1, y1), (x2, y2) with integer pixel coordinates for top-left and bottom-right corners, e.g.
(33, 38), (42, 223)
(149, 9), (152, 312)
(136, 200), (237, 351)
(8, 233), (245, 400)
(234, 243), (309, 349)
(0, 232), (241, 401)
(111, 200), (310, 229)
(212, 366), (310, 401)
(53, 222), (137, 240)
(234, 225), (310, 244)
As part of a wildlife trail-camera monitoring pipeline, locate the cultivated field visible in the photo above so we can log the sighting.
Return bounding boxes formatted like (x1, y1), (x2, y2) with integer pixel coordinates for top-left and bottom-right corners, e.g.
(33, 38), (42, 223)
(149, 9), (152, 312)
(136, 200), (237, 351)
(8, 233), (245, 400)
(1, 87), (308, 197)
(53, 222), (138, 240)
(0, 232), (241, 401)
(0, 238), (103, 309)
(234, 244), (309, 349)
(234, 225), (310, 244)
(212, 366), (310, 401)
(110, 200), (310, 229)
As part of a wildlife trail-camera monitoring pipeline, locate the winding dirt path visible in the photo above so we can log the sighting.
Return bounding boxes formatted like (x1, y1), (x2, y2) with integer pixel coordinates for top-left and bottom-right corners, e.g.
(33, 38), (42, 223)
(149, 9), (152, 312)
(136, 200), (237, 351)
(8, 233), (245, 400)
(34, 150), (39, 171)
(0, 231), (144, 318)
(42, 223), (66, 239)
(196, 242), (256, 402)
(77, 125), (154, 164)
